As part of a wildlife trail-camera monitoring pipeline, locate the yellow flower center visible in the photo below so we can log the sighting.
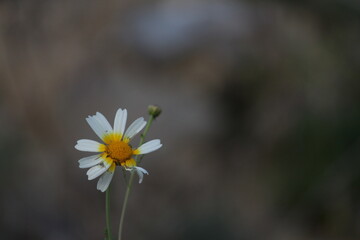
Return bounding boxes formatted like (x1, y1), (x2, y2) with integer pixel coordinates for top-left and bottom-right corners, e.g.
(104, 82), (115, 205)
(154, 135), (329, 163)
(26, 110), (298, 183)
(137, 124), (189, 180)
(105, 140), (133, 164)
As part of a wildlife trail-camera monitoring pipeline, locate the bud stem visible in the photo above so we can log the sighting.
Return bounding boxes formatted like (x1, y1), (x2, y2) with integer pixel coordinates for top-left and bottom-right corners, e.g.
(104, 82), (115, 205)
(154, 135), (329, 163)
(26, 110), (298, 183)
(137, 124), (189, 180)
(118, 114), (155, 240)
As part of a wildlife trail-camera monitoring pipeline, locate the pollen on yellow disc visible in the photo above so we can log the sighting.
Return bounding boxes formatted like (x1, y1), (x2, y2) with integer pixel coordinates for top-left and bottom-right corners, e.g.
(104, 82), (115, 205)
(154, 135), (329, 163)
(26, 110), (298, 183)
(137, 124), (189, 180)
(103, 133), (122, 144)
(108, 162), (116, 173)
(98, 144), (106, 152)
(132, 149), (140, 155)
(105, 140), (133, 163)
(124, 159), (136, 167)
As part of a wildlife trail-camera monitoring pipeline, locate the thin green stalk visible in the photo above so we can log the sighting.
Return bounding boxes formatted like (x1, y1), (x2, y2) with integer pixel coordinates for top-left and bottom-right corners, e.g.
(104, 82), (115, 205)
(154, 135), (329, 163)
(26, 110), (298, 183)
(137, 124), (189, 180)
(138, 115), (154, 156)
(105, 187), (112, 240)
(118, 115), (155, 240)
(118, 172), (134, 240)
(137, 115), (153, 164)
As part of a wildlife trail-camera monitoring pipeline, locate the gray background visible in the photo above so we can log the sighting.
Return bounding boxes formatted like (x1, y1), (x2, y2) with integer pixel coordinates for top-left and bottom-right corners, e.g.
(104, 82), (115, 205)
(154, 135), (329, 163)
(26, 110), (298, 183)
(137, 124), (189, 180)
(0, 0), (359, 239)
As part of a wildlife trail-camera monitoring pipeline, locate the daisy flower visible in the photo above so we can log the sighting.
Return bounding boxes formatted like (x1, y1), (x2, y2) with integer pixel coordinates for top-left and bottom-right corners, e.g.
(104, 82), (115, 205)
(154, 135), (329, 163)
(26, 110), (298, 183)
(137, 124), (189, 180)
(75, 108), (162, 192)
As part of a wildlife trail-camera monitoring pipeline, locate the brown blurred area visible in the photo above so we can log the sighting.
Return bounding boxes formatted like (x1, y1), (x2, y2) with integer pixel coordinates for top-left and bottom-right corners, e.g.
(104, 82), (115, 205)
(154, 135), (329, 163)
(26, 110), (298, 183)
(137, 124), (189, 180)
(0, 0), (360, 239)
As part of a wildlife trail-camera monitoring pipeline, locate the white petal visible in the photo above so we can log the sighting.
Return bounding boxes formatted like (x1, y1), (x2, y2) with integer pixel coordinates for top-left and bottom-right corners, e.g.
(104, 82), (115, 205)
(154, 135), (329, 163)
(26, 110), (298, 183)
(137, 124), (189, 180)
(86, 117), (104, 140)
(75, 139), (103, 152)
(136, 166), (149, 175)
(78, 154), (102, 168)
(135, 166), (149, 184)
(97, 171), (115, 192)
(114, 108), (127, 136)
(86, 160), (111, 180)
(136, 139), (162, 154)
(95, 112), (113, 132)
(124, 117), (146, 140)
(86, 112), (113, 140)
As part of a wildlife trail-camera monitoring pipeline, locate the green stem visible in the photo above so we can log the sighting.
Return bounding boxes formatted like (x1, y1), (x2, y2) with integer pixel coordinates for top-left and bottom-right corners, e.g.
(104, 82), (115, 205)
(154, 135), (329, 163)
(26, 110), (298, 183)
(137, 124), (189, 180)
(138, 115), (154, 154)
(105, 187), (112, 240)
(118, 172), (134, 240)
(118, 115), (155, 240)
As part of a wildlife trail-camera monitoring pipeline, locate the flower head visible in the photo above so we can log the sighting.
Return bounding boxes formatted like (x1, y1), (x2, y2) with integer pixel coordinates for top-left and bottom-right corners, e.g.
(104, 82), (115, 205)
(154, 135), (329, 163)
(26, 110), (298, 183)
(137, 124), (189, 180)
(75, 108), (162, 192)
(148, 105), (162, 118)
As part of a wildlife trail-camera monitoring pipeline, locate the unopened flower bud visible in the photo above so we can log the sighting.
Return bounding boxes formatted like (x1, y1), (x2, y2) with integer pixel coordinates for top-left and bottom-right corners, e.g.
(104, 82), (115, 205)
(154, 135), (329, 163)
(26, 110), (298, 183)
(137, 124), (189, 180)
(148, 105), (162, 118)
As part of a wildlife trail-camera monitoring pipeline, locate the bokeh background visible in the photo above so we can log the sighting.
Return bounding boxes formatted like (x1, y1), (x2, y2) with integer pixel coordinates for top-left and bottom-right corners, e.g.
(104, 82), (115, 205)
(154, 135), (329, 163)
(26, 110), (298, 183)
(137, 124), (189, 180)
(1, 0), (360, 239)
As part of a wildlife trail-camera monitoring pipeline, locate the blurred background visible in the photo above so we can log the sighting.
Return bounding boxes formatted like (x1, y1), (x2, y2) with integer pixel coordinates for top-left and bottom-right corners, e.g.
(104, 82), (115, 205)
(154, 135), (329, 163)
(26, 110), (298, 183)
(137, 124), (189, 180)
(0, 0), (360, 239)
